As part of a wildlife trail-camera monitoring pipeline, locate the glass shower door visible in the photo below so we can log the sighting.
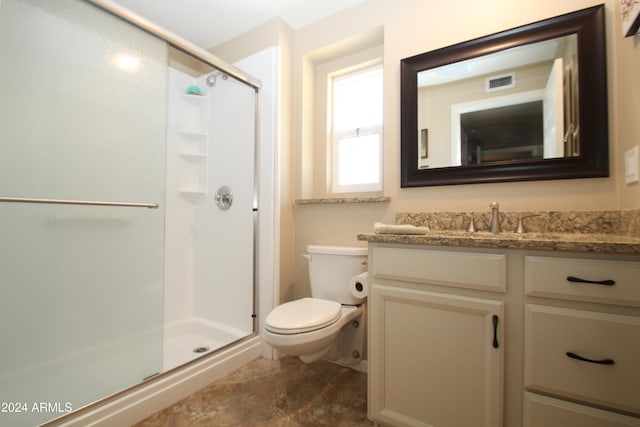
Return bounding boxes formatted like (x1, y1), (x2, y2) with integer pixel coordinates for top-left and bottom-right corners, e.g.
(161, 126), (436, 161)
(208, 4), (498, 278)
(0, 1), (167, 425)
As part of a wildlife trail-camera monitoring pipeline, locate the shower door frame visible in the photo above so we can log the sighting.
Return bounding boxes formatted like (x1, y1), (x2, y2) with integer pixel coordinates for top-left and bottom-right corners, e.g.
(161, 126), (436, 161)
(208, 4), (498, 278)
(89, 1), (262, 91)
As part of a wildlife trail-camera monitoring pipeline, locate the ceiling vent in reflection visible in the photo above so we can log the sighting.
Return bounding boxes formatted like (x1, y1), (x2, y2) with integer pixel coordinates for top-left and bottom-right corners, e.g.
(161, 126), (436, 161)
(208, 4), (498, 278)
(486, 72), (515, 92)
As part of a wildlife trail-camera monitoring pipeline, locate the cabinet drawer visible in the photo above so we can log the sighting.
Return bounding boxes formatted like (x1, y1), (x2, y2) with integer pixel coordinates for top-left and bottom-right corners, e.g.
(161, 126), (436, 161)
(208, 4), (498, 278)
(524, 304), (640, 414)
(524, 392), (640, 427)
(371, 246), (506, 292)
(525, 256), (640, 307)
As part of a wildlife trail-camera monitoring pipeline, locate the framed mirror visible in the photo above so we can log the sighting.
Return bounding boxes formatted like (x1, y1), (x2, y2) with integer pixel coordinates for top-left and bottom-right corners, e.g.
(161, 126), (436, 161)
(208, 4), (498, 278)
(400, 5), (608, 187)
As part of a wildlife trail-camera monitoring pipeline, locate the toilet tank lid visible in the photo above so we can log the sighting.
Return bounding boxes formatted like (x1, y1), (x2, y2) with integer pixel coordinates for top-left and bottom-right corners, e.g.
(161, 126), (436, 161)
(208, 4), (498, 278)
(306, 245), (367, 256)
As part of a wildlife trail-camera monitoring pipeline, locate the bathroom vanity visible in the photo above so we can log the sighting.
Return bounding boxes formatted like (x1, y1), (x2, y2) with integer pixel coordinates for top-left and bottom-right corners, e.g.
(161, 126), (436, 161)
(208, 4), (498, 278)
(359, 210), (640, 427)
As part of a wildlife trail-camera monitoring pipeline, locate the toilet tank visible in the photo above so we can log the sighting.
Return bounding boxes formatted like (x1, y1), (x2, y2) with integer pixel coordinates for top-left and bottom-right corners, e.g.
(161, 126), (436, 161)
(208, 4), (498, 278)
(305, 245), (367, 305)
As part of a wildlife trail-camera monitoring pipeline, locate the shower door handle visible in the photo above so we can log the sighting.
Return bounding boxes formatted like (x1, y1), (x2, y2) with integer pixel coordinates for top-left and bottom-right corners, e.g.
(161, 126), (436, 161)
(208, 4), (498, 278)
(215, 186), (233, 210)
(0, 196), (158, 209)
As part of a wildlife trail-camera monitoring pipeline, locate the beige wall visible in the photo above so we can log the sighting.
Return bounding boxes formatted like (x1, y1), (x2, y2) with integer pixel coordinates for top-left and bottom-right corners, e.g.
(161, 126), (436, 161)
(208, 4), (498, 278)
(613, 3), (640, 208)
(213, 0), (640, 302)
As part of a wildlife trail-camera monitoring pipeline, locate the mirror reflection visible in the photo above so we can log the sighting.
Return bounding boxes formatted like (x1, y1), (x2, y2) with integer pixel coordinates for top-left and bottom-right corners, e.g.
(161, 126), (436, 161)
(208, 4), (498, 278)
(400, 5), (608, 187)
(417, 35), (578, 170)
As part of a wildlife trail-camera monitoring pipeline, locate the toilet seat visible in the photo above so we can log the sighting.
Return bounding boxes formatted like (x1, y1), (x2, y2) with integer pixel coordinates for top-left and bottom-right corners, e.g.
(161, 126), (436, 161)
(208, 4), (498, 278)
(264, 297), (341, 334)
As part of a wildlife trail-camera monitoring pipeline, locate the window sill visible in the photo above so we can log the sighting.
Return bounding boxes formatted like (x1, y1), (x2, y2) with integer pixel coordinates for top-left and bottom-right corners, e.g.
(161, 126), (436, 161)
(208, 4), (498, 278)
(295, 196), (391, 205)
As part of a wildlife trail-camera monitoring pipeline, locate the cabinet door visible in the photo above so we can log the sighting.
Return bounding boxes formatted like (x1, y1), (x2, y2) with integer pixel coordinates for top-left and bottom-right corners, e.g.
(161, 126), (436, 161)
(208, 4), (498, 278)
(369, 284), (504, 427)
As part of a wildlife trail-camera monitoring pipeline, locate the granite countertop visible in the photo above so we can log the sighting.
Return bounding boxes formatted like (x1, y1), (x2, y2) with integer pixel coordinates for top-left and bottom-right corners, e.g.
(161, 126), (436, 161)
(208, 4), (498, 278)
(358, 230), (640, 254)
(357, 209), (640, 255)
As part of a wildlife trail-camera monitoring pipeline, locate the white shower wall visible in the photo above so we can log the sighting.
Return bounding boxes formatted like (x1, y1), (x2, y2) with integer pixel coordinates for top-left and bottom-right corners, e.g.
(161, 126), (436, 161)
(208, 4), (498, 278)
(193, 78), (255, 333)
(164, 67), (255, 337)
(164, 67), (199, 325)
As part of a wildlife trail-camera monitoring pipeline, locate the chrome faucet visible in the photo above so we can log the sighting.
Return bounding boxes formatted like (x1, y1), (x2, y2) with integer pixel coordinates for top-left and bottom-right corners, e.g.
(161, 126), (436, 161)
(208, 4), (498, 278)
(489, 201), (501, 234)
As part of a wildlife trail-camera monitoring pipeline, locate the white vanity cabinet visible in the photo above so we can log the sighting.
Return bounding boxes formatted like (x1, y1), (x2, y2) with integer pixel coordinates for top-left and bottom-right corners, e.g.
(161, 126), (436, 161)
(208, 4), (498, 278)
(367, 245), (506, 427)
(366, 242), (640, 427)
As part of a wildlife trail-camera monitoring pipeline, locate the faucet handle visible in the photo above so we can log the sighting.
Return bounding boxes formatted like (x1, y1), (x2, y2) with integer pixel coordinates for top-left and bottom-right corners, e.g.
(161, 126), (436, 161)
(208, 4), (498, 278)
(456, 213), (476, 233)
(467, 215), (476, 233)
(515, 215), (538, 234)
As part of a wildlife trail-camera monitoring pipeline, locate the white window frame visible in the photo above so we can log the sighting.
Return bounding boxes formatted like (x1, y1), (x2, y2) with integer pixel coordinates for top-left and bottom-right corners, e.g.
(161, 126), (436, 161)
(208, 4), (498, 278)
(328, 63), (383, 194)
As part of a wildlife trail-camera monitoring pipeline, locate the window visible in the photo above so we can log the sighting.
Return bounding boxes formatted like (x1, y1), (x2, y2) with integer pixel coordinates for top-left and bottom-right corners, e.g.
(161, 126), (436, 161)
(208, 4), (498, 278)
(329, 64), (383, 193)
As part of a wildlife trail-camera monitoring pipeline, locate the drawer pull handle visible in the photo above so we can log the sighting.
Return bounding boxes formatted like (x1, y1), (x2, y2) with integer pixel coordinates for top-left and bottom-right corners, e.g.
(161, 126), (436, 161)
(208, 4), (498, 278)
(566, 351), (615, 365)
(566, 276), (615, 286)
(492, 315), (499, 349)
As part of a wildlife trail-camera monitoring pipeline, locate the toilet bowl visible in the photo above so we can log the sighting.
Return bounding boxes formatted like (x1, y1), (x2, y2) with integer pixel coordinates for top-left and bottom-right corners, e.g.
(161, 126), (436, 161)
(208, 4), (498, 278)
(263, 245), (367, 364)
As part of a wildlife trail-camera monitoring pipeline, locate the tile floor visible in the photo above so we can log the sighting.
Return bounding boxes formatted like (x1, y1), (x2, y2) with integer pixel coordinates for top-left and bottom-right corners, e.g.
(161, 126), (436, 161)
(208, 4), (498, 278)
(134, 356), (373, 426)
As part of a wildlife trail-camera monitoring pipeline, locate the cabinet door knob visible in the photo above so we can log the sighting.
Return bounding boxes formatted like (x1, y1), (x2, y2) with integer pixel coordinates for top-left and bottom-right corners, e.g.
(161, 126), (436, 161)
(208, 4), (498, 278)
(566, 276), (615, 286)
(492, 315), (499, 349)
(566, 351), (615, 365)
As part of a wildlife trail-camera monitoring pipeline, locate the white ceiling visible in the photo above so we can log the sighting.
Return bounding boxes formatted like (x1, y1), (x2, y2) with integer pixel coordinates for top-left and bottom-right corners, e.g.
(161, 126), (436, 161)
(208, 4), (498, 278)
(111, 0), (366, 49)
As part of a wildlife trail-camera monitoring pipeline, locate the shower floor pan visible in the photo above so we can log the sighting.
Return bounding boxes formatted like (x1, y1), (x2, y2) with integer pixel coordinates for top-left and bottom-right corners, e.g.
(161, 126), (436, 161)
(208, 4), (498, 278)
(163, 318), (248, 371)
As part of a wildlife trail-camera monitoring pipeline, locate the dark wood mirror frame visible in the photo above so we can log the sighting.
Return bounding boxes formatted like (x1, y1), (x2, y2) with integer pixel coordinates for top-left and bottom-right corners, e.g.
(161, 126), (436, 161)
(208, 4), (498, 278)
(400, 4), (608, 187)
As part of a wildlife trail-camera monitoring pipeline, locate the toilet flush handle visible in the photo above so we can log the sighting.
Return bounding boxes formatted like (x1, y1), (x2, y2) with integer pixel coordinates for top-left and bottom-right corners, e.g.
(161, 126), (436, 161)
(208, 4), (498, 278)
(302, 254), (312, 261)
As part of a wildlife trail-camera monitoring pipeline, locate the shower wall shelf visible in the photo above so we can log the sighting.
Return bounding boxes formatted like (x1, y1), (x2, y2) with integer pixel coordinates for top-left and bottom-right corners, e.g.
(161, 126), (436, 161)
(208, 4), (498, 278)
(179, 130), (208, 136)
(174, 90), (209, 200)
(179, 152), (207, 159)
(183, 93), (207, 99)
(178, 94), (209, 135)
(177, 189), (207, 199)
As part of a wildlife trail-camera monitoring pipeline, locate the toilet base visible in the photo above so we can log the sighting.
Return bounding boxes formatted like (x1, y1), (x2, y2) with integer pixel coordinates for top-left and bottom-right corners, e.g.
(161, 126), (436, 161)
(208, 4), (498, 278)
(299, 311), (366, 364)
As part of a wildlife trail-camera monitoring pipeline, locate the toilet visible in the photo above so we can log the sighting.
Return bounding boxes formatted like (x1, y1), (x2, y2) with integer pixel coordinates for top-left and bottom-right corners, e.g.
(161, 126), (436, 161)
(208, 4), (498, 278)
(263, 245), (367, 364)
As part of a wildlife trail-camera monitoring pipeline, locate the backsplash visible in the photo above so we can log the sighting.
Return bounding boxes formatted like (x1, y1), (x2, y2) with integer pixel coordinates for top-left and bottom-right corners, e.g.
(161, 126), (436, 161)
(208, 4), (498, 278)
(396, 209), (640, 238)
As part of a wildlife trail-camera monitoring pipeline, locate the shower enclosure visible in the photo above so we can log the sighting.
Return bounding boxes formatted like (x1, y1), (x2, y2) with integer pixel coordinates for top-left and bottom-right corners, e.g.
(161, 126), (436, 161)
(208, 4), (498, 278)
(163, 48), (257, 371)
(0, 1), (260, 426)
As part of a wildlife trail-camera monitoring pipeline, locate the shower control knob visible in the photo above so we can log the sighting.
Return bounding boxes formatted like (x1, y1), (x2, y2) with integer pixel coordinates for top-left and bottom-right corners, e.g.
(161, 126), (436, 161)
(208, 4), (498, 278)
(215, 186), (233, 211)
